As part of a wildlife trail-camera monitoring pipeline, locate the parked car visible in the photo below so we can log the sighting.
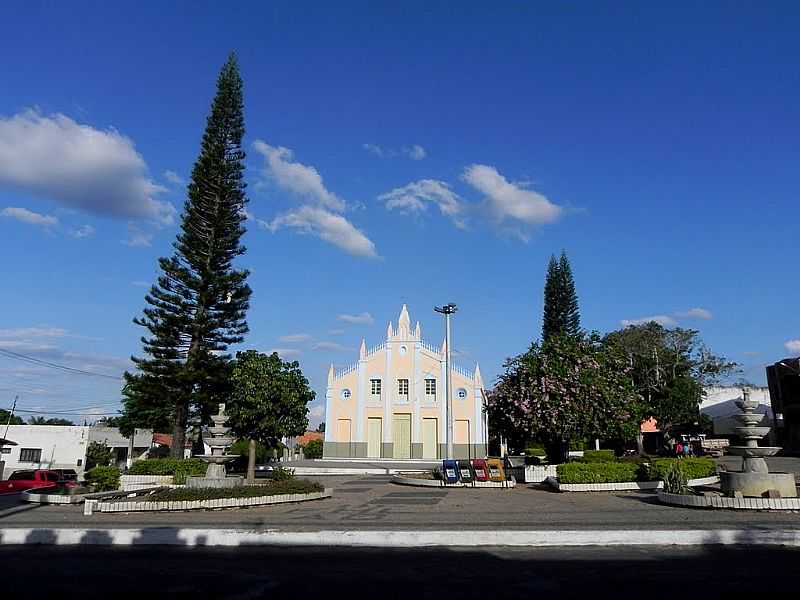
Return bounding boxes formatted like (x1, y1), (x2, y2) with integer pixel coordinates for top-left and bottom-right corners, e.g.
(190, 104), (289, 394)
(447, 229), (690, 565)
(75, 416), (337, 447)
(226, 462), (275, 478)
(51, 468), (79, 482)
(0, 469), (77, 493)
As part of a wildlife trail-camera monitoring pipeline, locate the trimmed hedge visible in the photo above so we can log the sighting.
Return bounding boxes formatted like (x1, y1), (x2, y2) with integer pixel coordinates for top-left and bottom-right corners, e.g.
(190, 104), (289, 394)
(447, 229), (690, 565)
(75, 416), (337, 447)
(145, 479), (323, 502)
(129, 458), (207, 484)
(577, 450), (616, 463)
(649, 458), (716, 481)
(85, 466), (121, 491)
(556, 457), (717, 484)
(557, 462), (640, 484)
(525, 445), (546, 457)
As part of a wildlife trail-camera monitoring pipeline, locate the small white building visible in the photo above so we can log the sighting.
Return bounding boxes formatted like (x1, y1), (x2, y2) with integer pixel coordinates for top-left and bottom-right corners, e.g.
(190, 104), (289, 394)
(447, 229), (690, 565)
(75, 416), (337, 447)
(700, 386), (774, 436)
(0, 425), (89, 478)
(88, 427), (153, 468)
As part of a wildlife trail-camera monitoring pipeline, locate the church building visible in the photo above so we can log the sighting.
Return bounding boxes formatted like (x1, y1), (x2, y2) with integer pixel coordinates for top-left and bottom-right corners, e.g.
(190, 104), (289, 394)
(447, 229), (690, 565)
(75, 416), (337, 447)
(323, 305), (487, 460)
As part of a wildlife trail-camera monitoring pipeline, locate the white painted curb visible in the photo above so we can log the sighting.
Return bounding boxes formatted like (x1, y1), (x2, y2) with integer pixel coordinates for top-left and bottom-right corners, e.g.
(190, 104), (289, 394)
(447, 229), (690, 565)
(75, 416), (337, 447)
(2, 528), (800, 547)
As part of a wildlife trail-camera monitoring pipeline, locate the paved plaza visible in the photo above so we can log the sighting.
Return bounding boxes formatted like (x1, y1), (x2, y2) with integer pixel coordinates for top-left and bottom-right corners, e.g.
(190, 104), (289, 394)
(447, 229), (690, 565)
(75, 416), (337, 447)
(2, 472), (799, 533)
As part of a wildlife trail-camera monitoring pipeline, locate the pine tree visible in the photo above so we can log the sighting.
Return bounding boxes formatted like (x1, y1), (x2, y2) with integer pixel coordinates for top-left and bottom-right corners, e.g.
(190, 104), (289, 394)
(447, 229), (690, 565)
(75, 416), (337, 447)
(558, 250), (581, 337)
(122, 54), (252, 456)
(541, 251), (581, 342)
(541, 254), (562, 342)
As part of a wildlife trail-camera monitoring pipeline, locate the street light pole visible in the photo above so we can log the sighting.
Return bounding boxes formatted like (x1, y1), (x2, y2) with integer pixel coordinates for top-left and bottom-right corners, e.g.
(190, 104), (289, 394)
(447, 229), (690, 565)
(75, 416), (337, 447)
(434, 303), (457, 460)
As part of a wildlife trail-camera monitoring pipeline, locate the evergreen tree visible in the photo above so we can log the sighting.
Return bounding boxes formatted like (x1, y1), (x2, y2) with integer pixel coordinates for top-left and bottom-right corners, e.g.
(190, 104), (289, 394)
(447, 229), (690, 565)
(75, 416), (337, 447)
(541, 251), (581, 341)
(541, 255), (561, 342)
(122, 54), (252, 456)
(558, 250), (581, 337)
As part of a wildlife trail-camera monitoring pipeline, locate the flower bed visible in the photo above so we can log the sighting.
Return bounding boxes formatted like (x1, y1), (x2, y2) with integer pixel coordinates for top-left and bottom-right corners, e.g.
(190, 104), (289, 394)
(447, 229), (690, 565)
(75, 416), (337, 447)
(145, 479), (322, 502)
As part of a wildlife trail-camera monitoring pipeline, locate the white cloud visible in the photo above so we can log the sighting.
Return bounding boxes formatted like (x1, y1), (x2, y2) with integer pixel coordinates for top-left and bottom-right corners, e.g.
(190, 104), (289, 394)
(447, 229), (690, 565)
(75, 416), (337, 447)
(462, 164), (561, 232)
(69, 224), (95, 239)
(328, 329), (345, 336)
(676, 307), (713, 320)
(279, 333), (313, 344)
(1, 206), (58, 228)
(403, 144), (427, 160)
(363, 143), (426, 160)
(621, 315), (678, 327)
(0, 327), (67, 339)
(163, 170), (185, 186)
(363, 143), (384, 157)
(266, 348), (302, 358)
(123, 223), (153, 247)
(0, 109), (173, 224)
(379, 179), (466, 229)
(312, 341), (351, 352)
(309, 403), (325, 418)
(785, 340), (800, 354)
(337, 312), (374, 325)
(263, 206), (377, 258)
(253, 140), (345, 212)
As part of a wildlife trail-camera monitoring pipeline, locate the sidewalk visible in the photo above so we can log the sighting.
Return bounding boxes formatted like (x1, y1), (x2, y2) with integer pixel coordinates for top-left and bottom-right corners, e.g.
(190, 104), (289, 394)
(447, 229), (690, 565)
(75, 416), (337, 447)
(2, 474), (799, 545)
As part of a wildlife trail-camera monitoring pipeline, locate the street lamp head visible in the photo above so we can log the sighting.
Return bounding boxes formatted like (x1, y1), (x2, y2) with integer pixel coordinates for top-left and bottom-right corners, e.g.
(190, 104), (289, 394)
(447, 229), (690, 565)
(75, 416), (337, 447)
(434, 303), (458, 315)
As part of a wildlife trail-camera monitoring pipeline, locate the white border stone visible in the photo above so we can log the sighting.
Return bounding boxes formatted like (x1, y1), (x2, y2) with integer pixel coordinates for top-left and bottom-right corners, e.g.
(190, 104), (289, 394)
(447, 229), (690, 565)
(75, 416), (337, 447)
(545, 476), (719, 492)
(120, 475), (175, 491)
(92, 488), (333, 513)
(658, 490), (800, 510)
(391, 475), (515, 489)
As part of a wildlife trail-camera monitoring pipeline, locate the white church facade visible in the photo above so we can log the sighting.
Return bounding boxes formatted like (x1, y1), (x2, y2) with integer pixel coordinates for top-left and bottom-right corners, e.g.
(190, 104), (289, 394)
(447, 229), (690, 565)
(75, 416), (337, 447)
(323, 305), (488, 460)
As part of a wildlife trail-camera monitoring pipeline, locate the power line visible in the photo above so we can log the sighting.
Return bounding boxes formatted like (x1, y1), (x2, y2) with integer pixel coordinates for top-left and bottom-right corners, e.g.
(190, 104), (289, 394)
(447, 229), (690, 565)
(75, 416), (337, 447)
(1, 407), (119, 416)
(0, 348), (123, 381)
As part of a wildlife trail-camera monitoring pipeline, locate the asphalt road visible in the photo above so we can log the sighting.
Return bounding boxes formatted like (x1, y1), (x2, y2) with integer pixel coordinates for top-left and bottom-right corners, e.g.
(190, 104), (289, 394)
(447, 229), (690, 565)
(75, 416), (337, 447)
(2, 475), (799, 531)
(1, 544), (797, 598)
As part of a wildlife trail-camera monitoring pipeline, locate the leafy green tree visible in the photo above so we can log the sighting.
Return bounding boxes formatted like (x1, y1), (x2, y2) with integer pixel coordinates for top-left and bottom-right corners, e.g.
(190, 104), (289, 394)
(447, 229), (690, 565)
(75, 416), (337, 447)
(226, 351), (314, 482)
(27, 416), (75, 425)
(489, 333), (641, 463)
(0, 409), (23, 425)
(542, 251), (581, 342)
(85, 441), (114, 469)
(122, 54), (251, 456)
(603, 322), (737, 445)
(303, 438), (323, 459)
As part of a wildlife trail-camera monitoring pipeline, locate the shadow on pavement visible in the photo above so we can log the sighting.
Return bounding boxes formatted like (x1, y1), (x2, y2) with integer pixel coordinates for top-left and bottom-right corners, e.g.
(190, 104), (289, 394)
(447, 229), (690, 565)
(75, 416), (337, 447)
(0, 539), (797, 597)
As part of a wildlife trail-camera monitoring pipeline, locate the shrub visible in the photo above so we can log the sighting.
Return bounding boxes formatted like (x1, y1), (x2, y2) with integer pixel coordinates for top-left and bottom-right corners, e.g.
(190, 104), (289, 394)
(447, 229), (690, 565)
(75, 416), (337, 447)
(84, 466), (120, 491)
(662, 462), (690, 495)
(303, 438), (323, 459)
(649, 458), (716, 481)
(145, 479), (323, 502)
(556, 462), (639, 484)
(270, 466), (295, 481)
(85, 441), (113, 470)
(578, 450), (616, 463)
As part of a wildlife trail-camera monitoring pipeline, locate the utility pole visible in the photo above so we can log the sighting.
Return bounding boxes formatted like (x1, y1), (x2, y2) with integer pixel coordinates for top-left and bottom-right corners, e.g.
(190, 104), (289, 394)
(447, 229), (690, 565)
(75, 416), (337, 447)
(434, 303), (457, 459)
(1, 395), (18, 479)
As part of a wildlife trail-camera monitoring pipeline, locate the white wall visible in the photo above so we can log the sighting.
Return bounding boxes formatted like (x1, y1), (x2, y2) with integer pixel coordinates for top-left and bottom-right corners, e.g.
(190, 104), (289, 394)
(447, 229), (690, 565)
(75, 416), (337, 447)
(0, 425), (89, 477)
(700, 386), (773, 436)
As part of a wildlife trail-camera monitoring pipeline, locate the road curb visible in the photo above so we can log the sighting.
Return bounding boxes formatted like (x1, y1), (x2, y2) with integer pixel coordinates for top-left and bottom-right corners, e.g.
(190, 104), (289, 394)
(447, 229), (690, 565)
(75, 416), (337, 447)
(1, 528), (800, 547)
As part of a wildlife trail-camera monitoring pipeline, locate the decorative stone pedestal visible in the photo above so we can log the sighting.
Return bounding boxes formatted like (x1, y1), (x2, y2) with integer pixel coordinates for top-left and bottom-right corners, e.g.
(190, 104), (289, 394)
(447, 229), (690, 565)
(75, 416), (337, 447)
(720, 389), (797, 499)
(186, 403), (243, 489)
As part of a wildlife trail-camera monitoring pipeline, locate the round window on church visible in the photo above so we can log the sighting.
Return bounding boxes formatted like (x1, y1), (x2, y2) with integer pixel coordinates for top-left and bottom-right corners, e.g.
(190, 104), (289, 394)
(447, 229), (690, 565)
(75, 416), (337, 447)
(341, 389), (351, 400)
(457, 388), (467, 399)
(399, 345), (408, 356)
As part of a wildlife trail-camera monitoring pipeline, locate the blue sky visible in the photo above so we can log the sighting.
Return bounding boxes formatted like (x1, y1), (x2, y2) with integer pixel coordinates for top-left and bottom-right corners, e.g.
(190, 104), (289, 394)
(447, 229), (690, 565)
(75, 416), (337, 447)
(0, 2), (798, 427)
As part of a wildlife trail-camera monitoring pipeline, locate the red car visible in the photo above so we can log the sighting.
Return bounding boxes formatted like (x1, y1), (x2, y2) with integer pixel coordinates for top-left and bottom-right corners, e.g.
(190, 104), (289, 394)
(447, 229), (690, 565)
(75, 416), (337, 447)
(0, 469), (65, 493)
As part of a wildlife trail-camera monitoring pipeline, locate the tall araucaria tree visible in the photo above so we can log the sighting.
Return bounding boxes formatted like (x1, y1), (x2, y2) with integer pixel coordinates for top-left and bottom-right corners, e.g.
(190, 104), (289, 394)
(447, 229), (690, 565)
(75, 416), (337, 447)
(541, 251), (581, 342)
(121, 54), (252, 456)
